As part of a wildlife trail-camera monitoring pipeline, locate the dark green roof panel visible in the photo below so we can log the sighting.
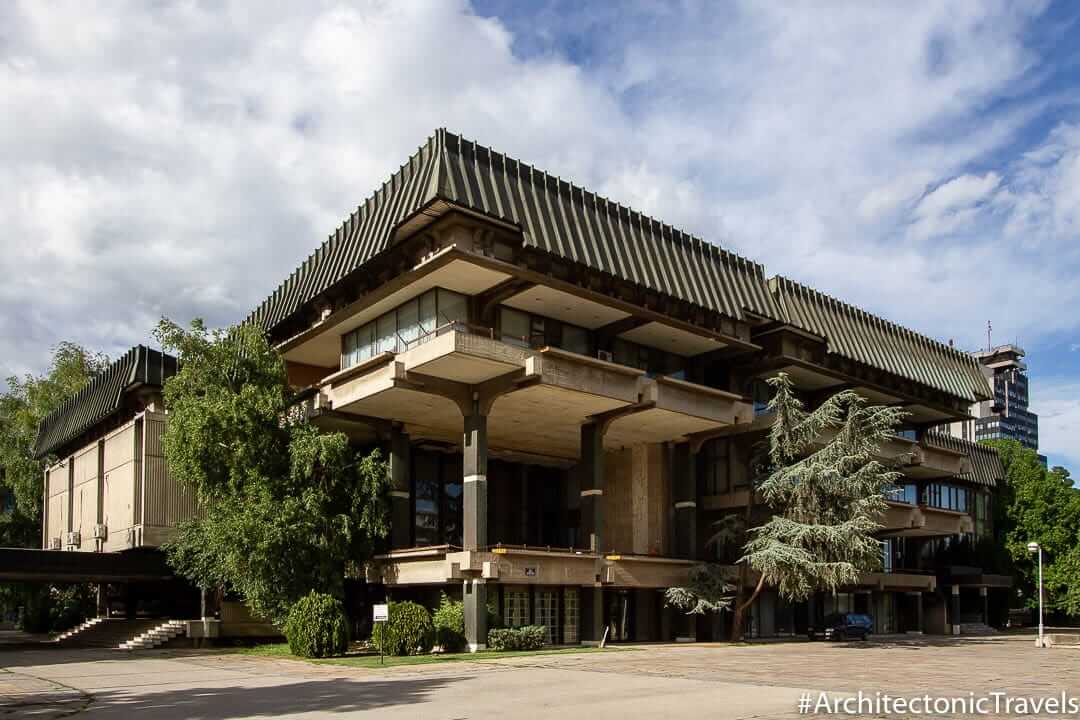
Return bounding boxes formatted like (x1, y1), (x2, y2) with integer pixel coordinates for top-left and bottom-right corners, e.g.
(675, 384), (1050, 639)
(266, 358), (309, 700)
(925, 432), (1004, 488)
(770, 277), (992, 402)
(33, 346), (177, 459)
(249, 129), (779, 331)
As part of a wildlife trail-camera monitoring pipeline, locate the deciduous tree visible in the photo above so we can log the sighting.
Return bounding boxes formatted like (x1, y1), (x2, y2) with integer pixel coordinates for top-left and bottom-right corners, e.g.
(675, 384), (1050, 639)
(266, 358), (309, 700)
(157, 319), (389, 625)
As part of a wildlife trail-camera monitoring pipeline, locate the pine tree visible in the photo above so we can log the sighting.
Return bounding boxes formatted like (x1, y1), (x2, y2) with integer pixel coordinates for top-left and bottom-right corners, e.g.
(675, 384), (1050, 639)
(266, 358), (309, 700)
(667, 373), (906, 640)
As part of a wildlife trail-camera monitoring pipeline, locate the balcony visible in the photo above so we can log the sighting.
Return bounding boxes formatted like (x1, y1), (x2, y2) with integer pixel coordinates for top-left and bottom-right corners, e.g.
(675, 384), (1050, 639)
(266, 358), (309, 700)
(859, 570), (936, 592)
(369, 545), (695, 589)
(319, 323), (751, 459)
(879, 501), (973, 538)
(813, 428), (972, 480)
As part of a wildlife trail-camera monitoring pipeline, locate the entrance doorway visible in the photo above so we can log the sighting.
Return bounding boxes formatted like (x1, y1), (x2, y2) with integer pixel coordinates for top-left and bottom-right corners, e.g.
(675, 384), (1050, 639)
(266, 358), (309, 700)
(605, 590), (634, 642)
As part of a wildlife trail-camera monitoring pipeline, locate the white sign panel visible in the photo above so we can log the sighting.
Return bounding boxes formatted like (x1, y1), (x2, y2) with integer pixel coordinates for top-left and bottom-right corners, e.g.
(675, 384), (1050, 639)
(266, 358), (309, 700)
(373, 603), (389, 622)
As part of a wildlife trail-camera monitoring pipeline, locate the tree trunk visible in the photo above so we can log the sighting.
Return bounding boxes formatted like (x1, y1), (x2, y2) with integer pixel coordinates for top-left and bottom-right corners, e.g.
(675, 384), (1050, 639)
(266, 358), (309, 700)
(730, 573), (766, 642)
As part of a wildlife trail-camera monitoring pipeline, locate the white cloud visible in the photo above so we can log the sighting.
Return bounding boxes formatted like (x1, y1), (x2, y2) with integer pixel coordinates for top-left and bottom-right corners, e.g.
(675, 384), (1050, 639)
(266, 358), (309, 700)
(1030, 378), (1080, 471)
(0, 0), (1077, 384)
(909, 172), (1001, 240)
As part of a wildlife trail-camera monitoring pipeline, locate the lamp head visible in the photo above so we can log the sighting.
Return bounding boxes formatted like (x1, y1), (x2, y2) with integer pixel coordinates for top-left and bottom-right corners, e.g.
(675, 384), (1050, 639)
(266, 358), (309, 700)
(1027, 542), (1040, 554)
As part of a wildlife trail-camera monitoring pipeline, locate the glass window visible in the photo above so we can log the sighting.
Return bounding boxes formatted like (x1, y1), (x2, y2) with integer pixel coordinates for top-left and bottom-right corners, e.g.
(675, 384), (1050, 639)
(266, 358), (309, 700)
(437, 289), (467, 327)
(562, 324), (589, 356)
(700, 438), (730, 495)
(341, 322), (376, 369)
(342, 329), (357, 368)
(504, 588), (531, 628)
(752, 380), (774, 416)
(441, 455), (463, 547)
(500, 307), (530, 348)
(397, 298), (420, 348)
(413, 454), (440, 547)
(535, 590), (558, 645)
(356, 323), (374, 363)
(891, 483), (918, 505)
(419, 290), (438, 335)
(377, 313), (397, 354)
(563, 588), (579, 644)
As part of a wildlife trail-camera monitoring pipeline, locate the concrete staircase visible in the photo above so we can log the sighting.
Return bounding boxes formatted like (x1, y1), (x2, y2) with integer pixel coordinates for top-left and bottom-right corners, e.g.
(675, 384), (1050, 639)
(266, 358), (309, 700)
(959, 622), (999, 636)
(118, 620), (187, 650)
(54, 618), (172, 648)
(53, 617), (106, 642)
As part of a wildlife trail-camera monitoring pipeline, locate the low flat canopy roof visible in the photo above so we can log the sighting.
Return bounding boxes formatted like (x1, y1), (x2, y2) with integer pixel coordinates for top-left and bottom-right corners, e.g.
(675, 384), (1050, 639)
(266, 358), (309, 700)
(0, 548), (174, 583)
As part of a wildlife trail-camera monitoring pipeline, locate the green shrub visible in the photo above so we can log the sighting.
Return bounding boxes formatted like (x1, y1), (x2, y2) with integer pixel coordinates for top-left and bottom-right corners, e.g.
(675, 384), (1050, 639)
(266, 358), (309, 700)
(372, 600), (434, 656)
(432, 594), (466, 652)
(487, 625), (546, 651)
(284, 592), (349, 658)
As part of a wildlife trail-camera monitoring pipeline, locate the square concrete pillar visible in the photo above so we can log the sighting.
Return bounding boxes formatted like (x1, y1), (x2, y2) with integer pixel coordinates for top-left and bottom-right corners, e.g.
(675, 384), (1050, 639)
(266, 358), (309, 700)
(950, 585), (961, 635)
(980, 586), (989, 625)
(580, 423), (604, 552)
(389, 426), (411, 549)
(463, 413), (488, 551)
(581, 586), (605, 642)
(96, 584), (109, 618)
(672, 443), (697, 560)
(463, 579), (488, 652)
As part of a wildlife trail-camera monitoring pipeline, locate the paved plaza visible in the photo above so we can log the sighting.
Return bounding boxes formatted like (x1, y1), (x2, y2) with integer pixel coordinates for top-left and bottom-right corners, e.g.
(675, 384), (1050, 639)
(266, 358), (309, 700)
(2, 634), (1077, 719)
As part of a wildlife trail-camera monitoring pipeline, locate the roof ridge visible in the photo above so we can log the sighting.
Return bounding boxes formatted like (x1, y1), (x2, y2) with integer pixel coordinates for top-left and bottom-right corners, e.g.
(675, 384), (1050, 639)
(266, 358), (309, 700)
(770, 275), (980, 367)
(439, 129), (767, 279)
(250, 131), (445, 326)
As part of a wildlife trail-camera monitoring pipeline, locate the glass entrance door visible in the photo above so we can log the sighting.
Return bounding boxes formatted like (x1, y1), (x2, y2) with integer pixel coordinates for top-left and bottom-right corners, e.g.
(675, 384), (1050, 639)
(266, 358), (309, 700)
(605, 590), (634, 642)
(563, 588), (579, 644)
(536, 590), (558, 645)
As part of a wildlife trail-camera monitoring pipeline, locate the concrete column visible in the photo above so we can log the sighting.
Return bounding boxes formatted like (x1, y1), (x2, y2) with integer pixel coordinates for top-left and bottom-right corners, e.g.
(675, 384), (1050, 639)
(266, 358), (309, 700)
(463, 412), (488, 551)
(96, 584), (108, 618)
(463, 579), (488, 652)
(672, 443), (697, 560)
(980, 586), (989, 625)
(124, 584), (137, 620)
(950, 585), (961, 635)
(389, 426), (411, 549)
(200, 587), (215, 620)
(908, 591), (924, 633)
(591, 586), (605, 642)
(660, 602), (673, 642)
(580, 423), (604, 552)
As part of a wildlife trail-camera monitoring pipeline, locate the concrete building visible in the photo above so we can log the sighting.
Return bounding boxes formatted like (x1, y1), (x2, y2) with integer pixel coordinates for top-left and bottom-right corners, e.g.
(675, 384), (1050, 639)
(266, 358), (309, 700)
(970, 344), (1040, 453)
(29, 130), (1009, 646)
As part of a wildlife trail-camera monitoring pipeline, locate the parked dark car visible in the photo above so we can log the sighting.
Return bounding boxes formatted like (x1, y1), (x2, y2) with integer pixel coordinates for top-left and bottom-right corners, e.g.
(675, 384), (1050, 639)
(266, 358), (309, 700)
(809, 613), (874, 641)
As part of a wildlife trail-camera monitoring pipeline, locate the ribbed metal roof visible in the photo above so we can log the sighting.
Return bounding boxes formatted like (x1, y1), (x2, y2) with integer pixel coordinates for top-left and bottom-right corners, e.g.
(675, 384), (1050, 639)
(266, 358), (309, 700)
(770, 277), (992, 403)
(33, 346), (177, 459)
(924, 432), (1004, 488)
(249, 129), (779, 331)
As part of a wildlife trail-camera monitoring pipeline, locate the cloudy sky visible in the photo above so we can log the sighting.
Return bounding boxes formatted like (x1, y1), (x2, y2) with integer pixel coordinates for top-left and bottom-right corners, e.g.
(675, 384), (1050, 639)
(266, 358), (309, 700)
(2, 1), (1078, 469)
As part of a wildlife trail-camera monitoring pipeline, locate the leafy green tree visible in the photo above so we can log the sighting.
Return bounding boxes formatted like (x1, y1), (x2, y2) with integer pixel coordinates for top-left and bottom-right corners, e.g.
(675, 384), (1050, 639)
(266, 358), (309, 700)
(156, 319), (390, 625)
(0, 344), (108, 630)
(0, 343), (109, 548)
(667, 373), (904, 640)
(987, 440), (1080, 617)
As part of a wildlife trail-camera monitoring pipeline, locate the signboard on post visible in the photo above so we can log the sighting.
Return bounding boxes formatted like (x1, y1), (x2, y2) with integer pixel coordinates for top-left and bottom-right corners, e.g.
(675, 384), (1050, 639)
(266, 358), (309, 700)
(373, 603), (389, 664)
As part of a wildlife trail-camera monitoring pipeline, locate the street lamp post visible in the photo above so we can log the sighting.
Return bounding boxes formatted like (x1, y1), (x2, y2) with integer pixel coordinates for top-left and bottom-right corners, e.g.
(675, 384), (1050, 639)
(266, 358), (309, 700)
(1027, 541), (1044, 648)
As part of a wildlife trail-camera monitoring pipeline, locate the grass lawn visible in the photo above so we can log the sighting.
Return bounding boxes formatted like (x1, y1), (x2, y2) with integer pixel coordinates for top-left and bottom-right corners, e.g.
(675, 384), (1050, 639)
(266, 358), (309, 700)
(232, 643), (619, 668)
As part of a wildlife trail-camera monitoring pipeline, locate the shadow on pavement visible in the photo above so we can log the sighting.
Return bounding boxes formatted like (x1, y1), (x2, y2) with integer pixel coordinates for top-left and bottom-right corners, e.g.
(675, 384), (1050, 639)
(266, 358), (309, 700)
(0, 646), (142, 668)
(81, 675), (462, 719)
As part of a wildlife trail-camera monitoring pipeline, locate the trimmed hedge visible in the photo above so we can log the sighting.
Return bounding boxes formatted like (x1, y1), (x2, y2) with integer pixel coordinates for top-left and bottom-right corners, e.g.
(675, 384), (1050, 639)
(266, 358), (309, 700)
(433, 594), (466, 652)
(372, 600), (434, 656)
(284, 592), (349, 658)
(487, 625), (546, 651)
